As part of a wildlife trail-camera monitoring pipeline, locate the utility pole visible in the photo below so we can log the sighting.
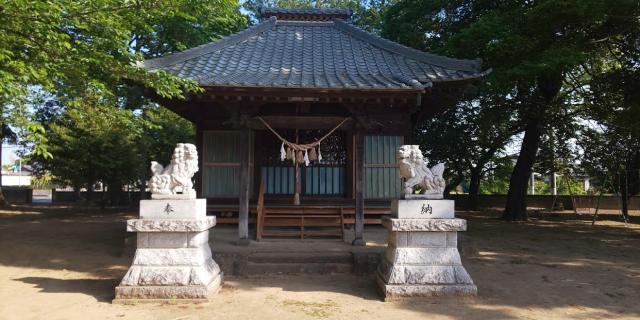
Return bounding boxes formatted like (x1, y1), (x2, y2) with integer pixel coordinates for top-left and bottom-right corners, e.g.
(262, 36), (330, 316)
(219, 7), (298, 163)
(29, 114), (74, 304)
(530, 172), (535, 195)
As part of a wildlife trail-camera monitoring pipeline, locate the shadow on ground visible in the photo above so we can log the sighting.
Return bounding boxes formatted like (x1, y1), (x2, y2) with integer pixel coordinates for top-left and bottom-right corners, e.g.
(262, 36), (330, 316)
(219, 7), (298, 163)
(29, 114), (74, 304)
(0, 205), (638, 319)
(15, 277), (120, 303)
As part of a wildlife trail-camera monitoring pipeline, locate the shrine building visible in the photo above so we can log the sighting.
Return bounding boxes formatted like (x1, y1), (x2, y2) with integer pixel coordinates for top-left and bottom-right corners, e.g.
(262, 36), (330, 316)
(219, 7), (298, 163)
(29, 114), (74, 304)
(139, 7), (488, 244)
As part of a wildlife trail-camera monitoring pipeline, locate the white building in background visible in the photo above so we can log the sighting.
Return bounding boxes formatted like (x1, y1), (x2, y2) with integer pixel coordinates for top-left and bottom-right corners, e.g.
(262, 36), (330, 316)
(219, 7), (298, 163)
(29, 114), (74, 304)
(1, 171), (32, 187)
(2, 144), (31, 187)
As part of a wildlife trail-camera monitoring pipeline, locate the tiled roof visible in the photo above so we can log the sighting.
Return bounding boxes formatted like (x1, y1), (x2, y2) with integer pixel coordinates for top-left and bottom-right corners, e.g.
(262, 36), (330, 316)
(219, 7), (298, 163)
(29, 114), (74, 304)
(139, 12), (488, 91)
(259, 7), (353, 20)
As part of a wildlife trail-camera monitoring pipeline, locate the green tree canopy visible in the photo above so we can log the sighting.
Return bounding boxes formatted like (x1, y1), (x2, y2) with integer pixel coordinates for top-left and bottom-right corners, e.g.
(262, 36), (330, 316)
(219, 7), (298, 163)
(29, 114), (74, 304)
(383, 0), (639, 219)
(417, 90), (519, 209)
(3, 0), (246, 204)
(1, 0), (246, 101)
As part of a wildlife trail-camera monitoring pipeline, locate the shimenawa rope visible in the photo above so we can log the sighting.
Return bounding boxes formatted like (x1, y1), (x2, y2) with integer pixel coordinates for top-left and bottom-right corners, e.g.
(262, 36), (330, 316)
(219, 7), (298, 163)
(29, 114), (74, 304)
(257, 116), (349, 165)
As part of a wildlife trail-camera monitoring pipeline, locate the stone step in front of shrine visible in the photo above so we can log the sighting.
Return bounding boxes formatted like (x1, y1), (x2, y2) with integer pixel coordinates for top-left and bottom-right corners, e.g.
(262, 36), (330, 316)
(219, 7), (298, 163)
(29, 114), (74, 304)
(246, 251), (353, 274)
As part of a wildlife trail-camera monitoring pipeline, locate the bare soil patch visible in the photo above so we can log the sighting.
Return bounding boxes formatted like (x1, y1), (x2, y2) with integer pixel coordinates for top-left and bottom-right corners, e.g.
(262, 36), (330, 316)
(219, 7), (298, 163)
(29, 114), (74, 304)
(0, 205), (638, 320)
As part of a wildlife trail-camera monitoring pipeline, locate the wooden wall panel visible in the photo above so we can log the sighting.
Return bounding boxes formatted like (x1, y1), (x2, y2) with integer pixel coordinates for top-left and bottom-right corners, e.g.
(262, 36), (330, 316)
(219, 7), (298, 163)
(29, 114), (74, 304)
(261, 166), (295, 194)
(202, 131), (242, 198)
(364, 135), (403, 199)
(203, 131), (242, 163)
(203, 166), (240, 197)
(304, 167), (345, 195)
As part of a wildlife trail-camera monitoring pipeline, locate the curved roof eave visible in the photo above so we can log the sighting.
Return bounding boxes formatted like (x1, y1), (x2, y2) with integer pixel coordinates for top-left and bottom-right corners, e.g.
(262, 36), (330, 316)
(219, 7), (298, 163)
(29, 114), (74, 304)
(136, 16), (489, 89)
(138, 17), (277, 69)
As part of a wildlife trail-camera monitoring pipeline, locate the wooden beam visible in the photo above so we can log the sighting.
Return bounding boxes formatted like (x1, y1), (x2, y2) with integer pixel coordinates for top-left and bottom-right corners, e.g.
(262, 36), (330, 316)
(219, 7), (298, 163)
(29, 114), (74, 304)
(353, 130), (365, 246)
(249, 116), (353, 130)
(197, 86), (422, 105)
(237, 126), (251, 245)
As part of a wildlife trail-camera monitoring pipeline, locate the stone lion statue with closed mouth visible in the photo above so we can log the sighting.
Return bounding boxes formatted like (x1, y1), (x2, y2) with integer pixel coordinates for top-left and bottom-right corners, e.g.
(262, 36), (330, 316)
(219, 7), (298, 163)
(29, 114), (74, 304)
(397, 145), (445, 198)
(149, 143), (199, 199)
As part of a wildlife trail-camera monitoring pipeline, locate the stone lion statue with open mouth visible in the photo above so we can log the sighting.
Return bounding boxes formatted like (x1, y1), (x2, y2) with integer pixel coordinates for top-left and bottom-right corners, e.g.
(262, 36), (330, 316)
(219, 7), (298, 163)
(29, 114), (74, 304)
(397, 145), (445, 199)
(149, 143), (199, 199)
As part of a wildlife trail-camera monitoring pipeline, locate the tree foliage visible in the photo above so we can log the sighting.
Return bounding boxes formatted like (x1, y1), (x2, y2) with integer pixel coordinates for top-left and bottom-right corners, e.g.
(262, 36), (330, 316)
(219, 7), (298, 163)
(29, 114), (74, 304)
(4, 0), (638, 215)
(45, 91), (143, 193)
(0, 0), (247, 100)
(384, 0), (639, 219)
(31, 88), (194, 204)
(417, 90), (518, 209)
(2, 0), (245, 205)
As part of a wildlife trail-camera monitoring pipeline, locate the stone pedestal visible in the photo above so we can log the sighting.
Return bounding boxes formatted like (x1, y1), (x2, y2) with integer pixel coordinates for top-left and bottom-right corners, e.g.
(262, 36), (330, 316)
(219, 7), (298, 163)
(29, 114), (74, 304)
(114, 199), (222, 303)
(377, 199), (476, 300)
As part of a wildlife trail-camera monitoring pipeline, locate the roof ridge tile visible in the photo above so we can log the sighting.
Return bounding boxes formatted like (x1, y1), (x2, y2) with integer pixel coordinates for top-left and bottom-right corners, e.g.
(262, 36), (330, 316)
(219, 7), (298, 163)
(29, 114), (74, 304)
(260, 7), (352, 21)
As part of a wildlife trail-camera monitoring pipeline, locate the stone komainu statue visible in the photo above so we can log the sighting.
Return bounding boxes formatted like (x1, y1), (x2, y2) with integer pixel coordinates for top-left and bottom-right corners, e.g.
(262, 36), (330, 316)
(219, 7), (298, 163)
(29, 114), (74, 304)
(149, 143), (199, 199)
(397, 145), (446, 198)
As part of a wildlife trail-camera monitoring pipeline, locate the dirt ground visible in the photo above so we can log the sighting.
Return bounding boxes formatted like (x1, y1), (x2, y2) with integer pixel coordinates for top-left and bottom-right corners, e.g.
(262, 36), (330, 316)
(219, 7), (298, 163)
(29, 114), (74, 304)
(0, 205), (638, 320)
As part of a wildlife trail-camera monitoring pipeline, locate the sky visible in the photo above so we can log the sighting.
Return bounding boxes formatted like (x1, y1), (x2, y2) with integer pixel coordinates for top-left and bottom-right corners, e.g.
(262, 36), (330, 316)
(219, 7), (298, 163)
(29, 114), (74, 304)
(2, 145), (21, 166)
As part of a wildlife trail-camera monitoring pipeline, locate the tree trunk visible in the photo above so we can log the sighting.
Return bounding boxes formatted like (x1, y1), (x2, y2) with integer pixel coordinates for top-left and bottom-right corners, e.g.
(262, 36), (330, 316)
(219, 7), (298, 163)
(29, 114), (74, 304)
(100, 184), (107, 209)
(140, 165), (148, 201)
(86, 182), (94, 211)
(467, 168), (482, 211)
(0, 111), (5, 207)
(620, 169), (629, 220)
(503, 118), (543, 220)
(0, 138), (5, 207)
(139, 147), (148, 201)
(503, 73), (562, 221)
(444, 173), (463, 198)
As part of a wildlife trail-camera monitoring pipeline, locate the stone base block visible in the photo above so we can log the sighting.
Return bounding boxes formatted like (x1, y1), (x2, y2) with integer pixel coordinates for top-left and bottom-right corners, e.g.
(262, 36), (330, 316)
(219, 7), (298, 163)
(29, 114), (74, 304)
(383, 218), (466, 232)
(378, 200), (477, 300)
(114, 272), (222, 303)
(116, 201), (222, 303)
(389, 231), (457, 248)
(385, 247), (462, 265)
(140, 199), (206, 219)
(391, 199), (454, 219)
(379, 263), (474, 285)
(127, 217), (216, 232)
(377, 275), (477, 300)
(403, 194), (443, 200)
(151, 193), (196, 200)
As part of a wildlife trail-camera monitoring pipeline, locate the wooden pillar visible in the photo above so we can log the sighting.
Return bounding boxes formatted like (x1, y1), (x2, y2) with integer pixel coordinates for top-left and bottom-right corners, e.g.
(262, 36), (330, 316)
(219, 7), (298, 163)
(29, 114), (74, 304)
(238, 126), (251, 245)
(353, 130), (365, 246)
(293, 129), (300, 205)
(195, 124), (204, 199)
